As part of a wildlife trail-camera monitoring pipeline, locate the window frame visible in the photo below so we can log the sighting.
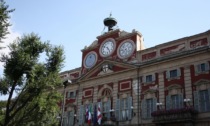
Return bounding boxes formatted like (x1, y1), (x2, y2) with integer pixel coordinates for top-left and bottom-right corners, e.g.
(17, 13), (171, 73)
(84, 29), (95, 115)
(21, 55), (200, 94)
(166, 94), (183, 110)
(143, 73), (155, 84)
(146, 75), (153, 83)
(146, 99), (153, 118)
(171, 95), (179, 109)
(195, 62), (210, 74)
(170, 69), (178, 78)
(141, 98), (157, 119)
(115, 96), (132, 121)
(166, 68), (181, 80)
(197, 89), (210, 112)
(67, 91), (76, 99)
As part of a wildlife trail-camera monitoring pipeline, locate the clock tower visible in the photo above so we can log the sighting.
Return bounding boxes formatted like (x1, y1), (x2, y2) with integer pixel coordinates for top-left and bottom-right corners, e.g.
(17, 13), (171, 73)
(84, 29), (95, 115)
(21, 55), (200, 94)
(81, 15), (145, 75)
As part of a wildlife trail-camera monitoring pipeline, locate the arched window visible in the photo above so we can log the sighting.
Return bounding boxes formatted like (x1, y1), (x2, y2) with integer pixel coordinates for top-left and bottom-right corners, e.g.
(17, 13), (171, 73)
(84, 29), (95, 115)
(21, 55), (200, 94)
(102, 88), (111, 97)
(101, 88), (111, 119)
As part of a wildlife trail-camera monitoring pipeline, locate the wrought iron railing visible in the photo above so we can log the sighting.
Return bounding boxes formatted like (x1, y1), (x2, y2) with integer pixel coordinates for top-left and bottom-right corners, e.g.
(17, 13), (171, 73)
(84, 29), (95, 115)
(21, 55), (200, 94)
(151, 107), (198, 123)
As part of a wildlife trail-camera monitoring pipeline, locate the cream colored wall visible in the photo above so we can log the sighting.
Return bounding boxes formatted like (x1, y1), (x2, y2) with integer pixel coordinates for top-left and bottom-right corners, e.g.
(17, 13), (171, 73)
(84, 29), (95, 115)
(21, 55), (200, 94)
(61, 30), (210, 126)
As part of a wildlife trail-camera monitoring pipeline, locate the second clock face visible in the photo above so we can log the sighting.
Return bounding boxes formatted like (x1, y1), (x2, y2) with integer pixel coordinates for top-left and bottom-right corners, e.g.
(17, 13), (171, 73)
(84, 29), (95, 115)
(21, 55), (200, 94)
(118, 40), (135, 59)
(100, 38), (116, 57)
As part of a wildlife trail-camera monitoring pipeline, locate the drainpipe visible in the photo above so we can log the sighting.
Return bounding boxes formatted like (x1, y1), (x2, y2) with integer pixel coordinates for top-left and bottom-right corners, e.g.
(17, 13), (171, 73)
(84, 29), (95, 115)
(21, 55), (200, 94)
(137, 67), (140, 126)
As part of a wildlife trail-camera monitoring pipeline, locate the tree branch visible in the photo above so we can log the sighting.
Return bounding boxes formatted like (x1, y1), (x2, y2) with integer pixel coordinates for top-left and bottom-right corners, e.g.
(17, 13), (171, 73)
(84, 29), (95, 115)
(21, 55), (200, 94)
(9, 94), (34, 121)
(4, 80), (17, 126)
(9, 84), (27, 111)
(10, 103), (38, 126)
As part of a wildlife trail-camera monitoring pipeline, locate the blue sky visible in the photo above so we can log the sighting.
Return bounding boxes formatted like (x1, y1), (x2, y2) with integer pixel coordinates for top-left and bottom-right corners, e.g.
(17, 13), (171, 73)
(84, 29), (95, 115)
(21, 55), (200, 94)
(0, 1), (210, 100)
(5, 0), (210, 72)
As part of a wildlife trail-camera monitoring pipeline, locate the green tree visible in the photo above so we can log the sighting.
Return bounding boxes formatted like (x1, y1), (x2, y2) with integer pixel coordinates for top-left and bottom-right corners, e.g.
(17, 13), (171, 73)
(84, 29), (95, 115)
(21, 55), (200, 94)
(0, 100), (6, 124)
(0, 33), (64, 126)
(0, 0), (14, 47)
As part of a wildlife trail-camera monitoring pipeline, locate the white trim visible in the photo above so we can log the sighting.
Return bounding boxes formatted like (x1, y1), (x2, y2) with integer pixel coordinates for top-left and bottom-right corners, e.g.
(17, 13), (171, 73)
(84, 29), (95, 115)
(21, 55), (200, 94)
(120, 81), (131, 91)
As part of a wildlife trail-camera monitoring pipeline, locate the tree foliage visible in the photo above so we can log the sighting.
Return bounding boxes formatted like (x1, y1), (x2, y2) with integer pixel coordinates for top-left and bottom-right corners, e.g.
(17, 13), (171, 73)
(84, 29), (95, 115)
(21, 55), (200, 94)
(0, 33), (65, 126)
(0, 0), (14, 45)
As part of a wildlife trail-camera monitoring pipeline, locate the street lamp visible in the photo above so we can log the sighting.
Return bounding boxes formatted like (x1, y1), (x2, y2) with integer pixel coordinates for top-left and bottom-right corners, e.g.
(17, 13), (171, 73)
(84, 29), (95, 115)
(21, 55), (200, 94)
(184, 98), (191, 106)
(60, 79), (72, 126)
(156, 102), (163, 110)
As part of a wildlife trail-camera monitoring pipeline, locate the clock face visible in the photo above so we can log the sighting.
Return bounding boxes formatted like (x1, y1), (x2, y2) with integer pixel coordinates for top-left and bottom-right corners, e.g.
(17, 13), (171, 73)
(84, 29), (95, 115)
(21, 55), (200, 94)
(100, 38), (116, 57)
(84, 51), (97, 68)
(118, 40), (135, 59)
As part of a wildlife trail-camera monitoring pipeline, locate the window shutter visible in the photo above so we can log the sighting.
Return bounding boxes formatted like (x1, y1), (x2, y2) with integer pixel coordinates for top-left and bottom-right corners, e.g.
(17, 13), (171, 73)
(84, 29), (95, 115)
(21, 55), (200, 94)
(205, 62), (210, 71)
(69, 111), (74, 126)
(90, 103), (93, 114)
(78, 105), (84, 125)
(115, 99), (120, 121)
(63, 112), (68, 126)
(127, 97), (132, 120)
(73, 91), (76, 98)
(166, 70), (170, 79)
(193, 91), (199, 111)
(143, 76), (146, 83)
(152, 74), (156, 82)
(67, 111), (70, 126)
(207, 88), (210, 110)
(194, 64), (199, 74)
(178, 94), (183, 108)
(141, 99), (147, 119)
(177, 68), (181, 77)
(197, 64), (201, 73)
(166, 95), (171, 110)
(120, 99), (124, 120)
(153, 98), (157, 112)
(107, 100), (111, 119)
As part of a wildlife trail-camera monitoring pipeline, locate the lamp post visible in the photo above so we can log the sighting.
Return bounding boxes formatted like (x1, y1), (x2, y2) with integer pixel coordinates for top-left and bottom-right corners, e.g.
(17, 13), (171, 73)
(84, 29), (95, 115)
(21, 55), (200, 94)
(184, 98), (191, 106)
(156, 102), (163, 110)
(60, 80), (72, 126)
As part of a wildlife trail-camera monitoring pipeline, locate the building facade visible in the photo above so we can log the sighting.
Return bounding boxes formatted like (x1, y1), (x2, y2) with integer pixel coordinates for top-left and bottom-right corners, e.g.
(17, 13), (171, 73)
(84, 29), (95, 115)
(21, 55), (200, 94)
(58, 18), (210, 126)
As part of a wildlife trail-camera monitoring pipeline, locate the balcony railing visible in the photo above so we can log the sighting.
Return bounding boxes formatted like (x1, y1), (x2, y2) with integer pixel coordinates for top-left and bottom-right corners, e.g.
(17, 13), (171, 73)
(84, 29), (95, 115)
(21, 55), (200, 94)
(151, 107), (198, 124)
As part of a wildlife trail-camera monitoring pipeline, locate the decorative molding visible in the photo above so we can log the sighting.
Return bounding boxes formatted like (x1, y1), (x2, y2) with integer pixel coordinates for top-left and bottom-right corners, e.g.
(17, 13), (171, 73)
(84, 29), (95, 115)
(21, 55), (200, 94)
(166, 84), (182, 91)
(97, 84), (113, 99)
(83, 88), (93, 98)
(193, 79), (210, 86)
(119, 81), (131, 91)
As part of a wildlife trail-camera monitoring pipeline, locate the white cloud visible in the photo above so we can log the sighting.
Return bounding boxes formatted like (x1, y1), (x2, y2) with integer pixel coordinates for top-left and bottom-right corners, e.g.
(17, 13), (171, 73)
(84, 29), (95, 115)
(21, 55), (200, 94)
(0, 25), (21, 75)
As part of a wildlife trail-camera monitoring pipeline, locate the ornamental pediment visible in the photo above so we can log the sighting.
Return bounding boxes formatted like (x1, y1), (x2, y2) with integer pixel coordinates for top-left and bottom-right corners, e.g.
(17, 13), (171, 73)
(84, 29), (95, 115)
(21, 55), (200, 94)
(78, 60), (137, 81)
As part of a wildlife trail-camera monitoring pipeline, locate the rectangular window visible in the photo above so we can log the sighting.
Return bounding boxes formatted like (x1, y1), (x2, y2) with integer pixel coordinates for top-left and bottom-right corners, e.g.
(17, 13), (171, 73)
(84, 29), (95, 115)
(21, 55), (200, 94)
(166, 68), (181, 79)
(146, 75), (153, 83)
(67, 91), (76, 98)
(146, 99), (153, 118)
(171, 95), (179, 109)
(200, 63), (206, 72)
(196, 62), (209, 73)
(102, 100), (111, 119)
(199, 90), (210, 112)
(115, 97), (132, 121)
(170, 69), (177, 78)
(166, 94), (183, 110)
(121, 98), (129, 121)
(67, 111), (74, 126)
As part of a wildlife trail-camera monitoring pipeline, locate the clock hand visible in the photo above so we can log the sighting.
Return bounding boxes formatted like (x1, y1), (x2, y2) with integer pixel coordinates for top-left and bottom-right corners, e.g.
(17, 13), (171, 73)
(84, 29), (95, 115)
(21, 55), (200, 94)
(106, 47), (110, 53)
